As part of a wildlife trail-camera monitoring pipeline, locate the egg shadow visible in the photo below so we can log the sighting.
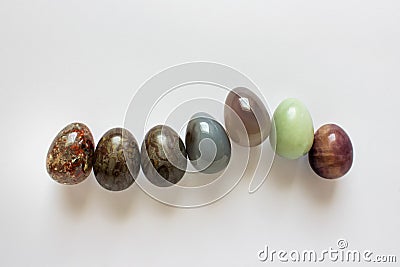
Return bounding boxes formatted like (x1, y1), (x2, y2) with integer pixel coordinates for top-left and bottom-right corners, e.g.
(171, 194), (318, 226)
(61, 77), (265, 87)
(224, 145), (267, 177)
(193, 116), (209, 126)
(134, 171), (181, 215)
(149, 192), (181, 214)
(57, 173), (95, 216)
(57, 172), (143, 220)
(91, 177), (141, 220)
(268, 155), (299, 190)
(241, 145), (261, 182)
(297, 156), (337, 204)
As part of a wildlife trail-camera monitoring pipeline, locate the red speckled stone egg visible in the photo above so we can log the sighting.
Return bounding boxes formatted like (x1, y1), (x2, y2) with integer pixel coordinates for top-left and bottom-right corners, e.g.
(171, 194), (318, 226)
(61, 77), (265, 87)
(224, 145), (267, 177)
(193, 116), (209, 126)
(46, 122), (95, 185)
(308, 124), (353, 179)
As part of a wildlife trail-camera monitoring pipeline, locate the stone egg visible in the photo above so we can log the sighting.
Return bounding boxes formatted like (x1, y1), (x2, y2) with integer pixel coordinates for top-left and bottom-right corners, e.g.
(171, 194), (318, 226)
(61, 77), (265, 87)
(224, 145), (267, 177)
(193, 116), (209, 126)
(308, 124), (353, 179)
(270, 98), (314, 159)
(185, 112), (231, 174)
(141, 125), (187, 187)
(93, 128), (140, 191)
(224, 87), (271, 147)
(46, 122), (95, 185)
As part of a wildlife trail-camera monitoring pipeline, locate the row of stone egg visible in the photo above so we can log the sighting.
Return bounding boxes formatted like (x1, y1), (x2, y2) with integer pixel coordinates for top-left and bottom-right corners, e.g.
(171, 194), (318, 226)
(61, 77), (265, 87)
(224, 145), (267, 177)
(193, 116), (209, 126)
(227, 88), (353, 179)
(45, 117), (230, 191)
(46, 87), (353, 191)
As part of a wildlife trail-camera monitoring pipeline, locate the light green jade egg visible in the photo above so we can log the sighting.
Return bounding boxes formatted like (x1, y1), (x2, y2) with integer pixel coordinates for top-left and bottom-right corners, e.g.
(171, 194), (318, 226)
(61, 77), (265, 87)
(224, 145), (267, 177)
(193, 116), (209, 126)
(270, 98), (314, 159)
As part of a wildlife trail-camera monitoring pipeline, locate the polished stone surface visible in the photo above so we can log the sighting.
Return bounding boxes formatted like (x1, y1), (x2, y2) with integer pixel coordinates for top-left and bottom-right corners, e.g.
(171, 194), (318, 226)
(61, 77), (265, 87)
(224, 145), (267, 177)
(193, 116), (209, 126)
(141, 125), (187, 187)
(46, 122), (95, 185)
(270, 98), (314, 159)
(185, 112), (231, 174)
(93, 128), (140, 191)
(308, 124), (353, 179)
(224, 87), (271, 147)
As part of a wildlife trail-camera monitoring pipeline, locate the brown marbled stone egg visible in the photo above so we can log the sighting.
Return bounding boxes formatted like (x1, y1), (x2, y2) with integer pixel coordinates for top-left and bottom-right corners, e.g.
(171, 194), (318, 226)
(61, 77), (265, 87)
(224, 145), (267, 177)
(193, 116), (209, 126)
(308, 124), (353, 179)
(224, 87), (271, 147)
(46, 122), (95, 185)
(93, 128), (140, 191)
(141, 125), (187, 187)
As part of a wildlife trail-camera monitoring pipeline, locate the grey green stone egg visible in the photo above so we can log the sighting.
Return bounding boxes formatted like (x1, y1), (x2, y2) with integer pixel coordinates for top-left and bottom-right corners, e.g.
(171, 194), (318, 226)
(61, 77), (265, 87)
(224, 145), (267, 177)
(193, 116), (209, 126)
(185, 112), (231, 174)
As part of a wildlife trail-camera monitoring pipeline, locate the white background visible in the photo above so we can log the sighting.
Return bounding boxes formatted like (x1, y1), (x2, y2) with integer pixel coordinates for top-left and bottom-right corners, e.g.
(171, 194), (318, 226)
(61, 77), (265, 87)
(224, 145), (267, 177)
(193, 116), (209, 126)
(0, 0), (399, 266)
